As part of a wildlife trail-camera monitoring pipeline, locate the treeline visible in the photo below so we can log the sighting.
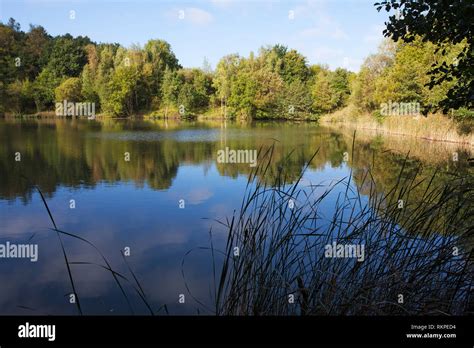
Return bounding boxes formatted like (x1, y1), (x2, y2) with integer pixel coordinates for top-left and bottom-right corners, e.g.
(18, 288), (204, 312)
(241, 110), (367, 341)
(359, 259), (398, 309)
(0, 18), (353, 119)
(0, 17), (470, 119)
(351, 38), (469, 118)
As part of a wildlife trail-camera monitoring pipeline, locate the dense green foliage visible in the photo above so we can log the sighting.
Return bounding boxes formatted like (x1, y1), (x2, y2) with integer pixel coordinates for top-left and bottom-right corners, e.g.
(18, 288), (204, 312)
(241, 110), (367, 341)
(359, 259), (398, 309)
(375, 0), (474, 111)
(352, 37), (466, 115)
(0, 18), (349, 119)
(0, 12), (472, 120)
(55, 77), (83, 102)
(162, 68), (214, 115)
(312, 68), (353, 114)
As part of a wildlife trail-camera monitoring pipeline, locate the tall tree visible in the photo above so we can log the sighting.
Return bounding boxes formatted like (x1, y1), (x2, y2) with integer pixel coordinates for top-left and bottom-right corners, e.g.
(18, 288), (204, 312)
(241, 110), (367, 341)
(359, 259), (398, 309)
(312, 69), (337, 114)
(23, 25), (51, 79)
(376, 0), (474, 110)
(213, 54), (240, 116)
(143, 39), (180, 98)
(351, 40), (395, 111)
(46, 35), (89, 78)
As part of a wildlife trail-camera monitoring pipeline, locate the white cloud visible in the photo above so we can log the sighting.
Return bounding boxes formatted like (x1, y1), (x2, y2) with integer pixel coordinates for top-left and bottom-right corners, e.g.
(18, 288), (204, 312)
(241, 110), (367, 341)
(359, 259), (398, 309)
(167, 7), (213, 25)
(185, 7), (213, 25)
(297, 5), (348, 40)
(292, 0), (328, 18)
(186, 187), (214, 205)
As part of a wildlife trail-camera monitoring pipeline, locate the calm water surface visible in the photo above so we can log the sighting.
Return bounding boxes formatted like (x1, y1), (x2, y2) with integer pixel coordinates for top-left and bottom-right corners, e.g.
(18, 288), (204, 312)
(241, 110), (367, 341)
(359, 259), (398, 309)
(0, 118), (472, 314)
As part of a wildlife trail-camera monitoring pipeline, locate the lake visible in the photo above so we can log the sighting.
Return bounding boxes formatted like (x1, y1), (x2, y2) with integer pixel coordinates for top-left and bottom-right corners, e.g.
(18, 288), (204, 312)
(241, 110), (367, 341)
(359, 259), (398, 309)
(0, 118), (472, 315)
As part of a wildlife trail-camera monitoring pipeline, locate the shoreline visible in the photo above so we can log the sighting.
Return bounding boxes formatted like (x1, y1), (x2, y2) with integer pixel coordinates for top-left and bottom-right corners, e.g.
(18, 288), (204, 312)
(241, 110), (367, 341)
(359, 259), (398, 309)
(326, 123), (474, 146)
(320, 106), (474, 147)
(3, 109), (474, 147)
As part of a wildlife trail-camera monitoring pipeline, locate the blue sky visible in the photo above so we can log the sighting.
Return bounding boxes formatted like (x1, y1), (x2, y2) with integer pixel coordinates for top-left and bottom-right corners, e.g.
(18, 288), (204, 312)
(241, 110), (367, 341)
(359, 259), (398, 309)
(1, 0), (391, 72)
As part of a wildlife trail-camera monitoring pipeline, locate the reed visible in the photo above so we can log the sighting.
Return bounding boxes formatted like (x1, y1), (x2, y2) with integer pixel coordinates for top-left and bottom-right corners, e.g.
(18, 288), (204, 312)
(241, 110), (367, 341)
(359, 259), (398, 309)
(321, 106), (474, 146)
(209, 142), (473, 315)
